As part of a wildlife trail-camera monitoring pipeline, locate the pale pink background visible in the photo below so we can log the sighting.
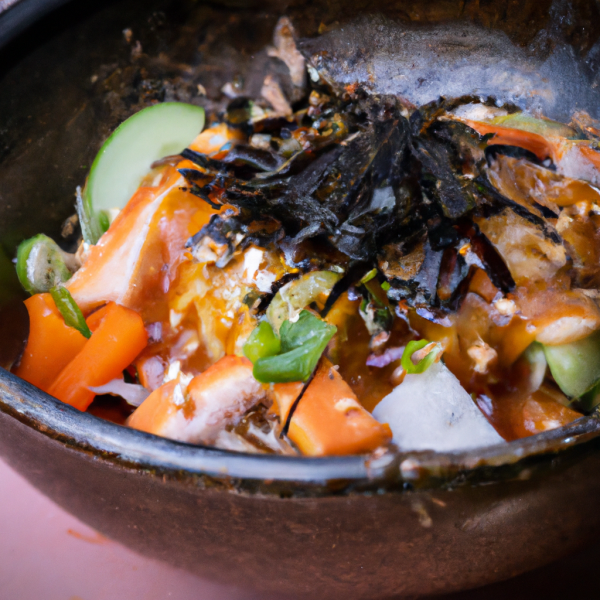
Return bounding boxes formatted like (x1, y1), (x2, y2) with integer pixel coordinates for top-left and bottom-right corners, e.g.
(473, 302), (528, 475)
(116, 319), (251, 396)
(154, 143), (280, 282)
(1, 456), (598, 600)
(0, 459), (266, 600)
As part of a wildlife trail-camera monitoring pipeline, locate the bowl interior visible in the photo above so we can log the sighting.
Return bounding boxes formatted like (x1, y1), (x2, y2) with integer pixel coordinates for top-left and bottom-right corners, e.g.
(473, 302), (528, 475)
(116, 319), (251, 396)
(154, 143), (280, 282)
(1, 0), (600, 493)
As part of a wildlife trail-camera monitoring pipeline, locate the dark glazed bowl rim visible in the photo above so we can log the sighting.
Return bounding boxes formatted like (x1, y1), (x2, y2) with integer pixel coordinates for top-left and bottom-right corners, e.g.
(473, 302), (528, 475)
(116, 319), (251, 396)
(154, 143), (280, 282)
(0, 0), (73, 49)
(3, 367), (600, 493)
(2, 0), (600, 497)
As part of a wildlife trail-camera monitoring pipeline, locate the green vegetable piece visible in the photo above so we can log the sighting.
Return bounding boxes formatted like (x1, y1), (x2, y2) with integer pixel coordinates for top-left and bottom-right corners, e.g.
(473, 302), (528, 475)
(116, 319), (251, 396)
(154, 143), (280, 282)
(267, 270), (342, 333)
(580, 380), (600, 412)
(243, 320), (281, 364)
(254, 310), (336, 383)
(84, 102), (206, 242)
(359, 275), (392, 336)
(76, 185), (104, 245)
(523, 342), (547, 393)
(359, 268), (378, 285)
(50, 286), (92, 339)
(98, 210), (111, 234)
(278, 310), (331, 352)
(16, 234), (72, 294)
(543, 330), (600, 398)
(401, 339), (443, 375)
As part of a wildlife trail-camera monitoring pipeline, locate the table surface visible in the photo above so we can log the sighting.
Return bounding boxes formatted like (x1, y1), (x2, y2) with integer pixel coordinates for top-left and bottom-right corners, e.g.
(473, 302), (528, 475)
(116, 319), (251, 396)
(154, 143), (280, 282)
(1, 457), (597, 600)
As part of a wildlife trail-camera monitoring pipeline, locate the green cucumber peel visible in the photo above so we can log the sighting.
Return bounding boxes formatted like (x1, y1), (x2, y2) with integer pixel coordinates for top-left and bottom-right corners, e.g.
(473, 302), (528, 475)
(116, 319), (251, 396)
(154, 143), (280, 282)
(76, 186), (104, 245)
(580, 380), (600, 412)
(83, 102), (205, 243)
(16, 234), (73, 294)
(542, 330), (600, 399)
(401, 339), (443, 375)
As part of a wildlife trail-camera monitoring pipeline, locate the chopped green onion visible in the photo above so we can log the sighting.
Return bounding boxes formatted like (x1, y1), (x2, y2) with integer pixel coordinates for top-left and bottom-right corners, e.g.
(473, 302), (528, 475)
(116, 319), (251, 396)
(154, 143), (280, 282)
(359, 275), (392, 336)
(253, 310), (336, 383)
(243, 320), (281, 364)
(16, 234), (73, 294)
(401, 339), (443, 375)
(359, 268), (378, 285)
(50, 285), (91, 339)
(381, 281), (391, 291)
(76, 185), (103, 245)
(359, 299), (392, 336)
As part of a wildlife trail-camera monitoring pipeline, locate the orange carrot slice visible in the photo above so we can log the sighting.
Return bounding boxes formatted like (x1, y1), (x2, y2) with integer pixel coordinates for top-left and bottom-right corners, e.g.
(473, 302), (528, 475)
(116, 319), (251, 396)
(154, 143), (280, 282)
(463, 119), (555, 161)
(270, 358), (392, 456)
(15, 293), (88, 391)
(85, 303), (111, 332)
(48, 302), (148, 411)
(127, 380), (179, 435)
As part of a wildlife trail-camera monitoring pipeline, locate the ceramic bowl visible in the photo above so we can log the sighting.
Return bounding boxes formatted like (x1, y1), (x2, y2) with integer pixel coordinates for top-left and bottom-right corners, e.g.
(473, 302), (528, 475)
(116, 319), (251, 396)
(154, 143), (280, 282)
(2, 1), (600, 597)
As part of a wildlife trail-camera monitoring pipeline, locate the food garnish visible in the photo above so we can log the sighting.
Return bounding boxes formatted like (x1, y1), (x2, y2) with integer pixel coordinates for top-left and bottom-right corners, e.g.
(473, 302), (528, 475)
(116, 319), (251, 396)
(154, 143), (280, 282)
(49, 286), (92, 339)
(11, 17), (600, 457)
(84, 102), (205, 236)
(16, 234), (75, 294)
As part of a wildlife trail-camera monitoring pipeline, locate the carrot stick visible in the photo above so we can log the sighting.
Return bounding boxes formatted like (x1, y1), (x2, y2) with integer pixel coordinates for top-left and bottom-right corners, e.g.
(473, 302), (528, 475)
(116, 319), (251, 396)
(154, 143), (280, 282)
(48, 302), (148, 411)
(85, 304), (111, 333)
(270, 358), (391, 456)
(16, 293), (88, 391)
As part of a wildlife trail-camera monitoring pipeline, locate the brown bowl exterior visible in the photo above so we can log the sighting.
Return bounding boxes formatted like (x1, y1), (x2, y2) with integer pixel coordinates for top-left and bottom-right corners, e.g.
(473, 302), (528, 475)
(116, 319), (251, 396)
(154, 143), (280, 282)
(2, 0), (600, 597)
(3, 373), (600, 599)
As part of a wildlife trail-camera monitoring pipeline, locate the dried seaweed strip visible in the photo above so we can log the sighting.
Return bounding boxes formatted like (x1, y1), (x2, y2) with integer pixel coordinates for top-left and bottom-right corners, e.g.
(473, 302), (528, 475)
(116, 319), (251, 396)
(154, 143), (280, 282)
(412, 134), (474, 219)
(456, 220), (516, 292)
(436, 246), (469, 305)
(320, 261), (371, 317)
(181, 148), (233, 174)
(221, 146), (286, 171)
(386, 239), (444, 305)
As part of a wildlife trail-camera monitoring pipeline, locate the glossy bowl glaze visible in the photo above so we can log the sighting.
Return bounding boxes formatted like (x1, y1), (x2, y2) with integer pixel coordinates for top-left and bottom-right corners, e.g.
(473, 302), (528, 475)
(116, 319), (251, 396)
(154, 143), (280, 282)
(2, 1), (600, 597)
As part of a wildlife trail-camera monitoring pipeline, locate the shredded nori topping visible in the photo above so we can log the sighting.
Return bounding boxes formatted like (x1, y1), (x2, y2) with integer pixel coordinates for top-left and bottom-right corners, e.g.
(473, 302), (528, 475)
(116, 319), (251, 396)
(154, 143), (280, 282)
(181, 90), (564, 317)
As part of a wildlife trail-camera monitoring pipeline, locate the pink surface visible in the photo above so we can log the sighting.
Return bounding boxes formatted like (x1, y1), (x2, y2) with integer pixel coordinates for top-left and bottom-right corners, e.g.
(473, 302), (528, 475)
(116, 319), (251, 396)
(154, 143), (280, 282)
(0, 459), (264, 600)
(1, 456), (598, 600)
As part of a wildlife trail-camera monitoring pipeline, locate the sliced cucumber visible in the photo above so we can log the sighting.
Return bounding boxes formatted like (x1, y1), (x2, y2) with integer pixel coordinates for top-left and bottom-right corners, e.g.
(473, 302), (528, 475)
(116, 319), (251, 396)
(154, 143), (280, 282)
(84, 102), (205, 235)
(543, 330), (600, 398)
(16, 234), (73, 294)
(580, 381), (600, 412)
(523, 342), (547, 393)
